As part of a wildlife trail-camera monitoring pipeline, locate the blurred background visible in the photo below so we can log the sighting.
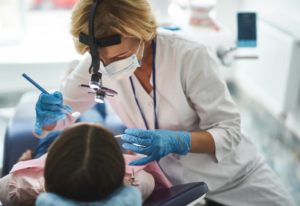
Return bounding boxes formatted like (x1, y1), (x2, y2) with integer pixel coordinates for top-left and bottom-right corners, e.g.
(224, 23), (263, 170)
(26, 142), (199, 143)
(0, 0), (299, 204)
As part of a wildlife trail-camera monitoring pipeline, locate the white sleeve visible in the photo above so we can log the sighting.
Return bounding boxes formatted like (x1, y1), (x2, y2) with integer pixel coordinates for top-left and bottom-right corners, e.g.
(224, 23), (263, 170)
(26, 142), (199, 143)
(60, 53), (96, 115)
(184, 45), (242, 162)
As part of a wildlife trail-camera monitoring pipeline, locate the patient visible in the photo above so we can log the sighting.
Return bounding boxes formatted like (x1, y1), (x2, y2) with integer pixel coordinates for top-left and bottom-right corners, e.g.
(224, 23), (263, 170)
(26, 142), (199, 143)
(0, 123), (171, 206)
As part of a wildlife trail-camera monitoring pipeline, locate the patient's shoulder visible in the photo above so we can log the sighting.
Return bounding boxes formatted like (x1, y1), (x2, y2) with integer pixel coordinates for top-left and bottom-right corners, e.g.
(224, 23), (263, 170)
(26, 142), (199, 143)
(0, 174), (12, 205)
(12, 170), (45, 206)
(10, 154), (47, 174)
(0, 154), (47, 205)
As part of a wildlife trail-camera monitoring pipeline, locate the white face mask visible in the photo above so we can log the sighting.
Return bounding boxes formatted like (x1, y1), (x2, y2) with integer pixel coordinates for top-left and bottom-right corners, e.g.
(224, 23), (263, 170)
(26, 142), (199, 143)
(100, 42), (144, 80)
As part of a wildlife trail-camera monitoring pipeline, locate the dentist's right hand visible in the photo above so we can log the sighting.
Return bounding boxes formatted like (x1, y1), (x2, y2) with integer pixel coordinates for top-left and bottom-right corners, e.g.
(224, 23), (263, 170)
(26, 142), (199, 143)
(34, 91), (72, 136)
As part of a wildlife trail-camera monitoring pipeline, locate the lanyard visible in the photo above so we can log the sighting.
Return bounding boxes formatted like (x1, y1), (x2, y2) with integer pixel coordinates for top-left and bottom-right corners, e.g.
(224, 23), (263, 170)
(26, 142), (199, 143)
(129, 40), (158, 130)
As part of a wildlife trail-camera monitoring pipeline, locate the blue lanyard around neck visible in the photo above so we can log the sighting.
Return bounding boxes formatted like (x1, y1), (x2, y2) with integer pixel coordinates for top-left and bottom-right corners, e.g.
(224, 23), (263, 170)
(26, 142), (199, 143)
(129, 40), (158, 130)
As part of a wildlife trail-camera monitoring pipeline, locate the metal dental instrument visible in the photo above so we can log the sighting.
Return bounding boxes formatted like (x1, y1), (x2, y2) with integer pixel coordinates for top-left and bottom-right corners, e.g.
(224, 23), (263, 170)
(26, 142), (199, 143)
(114, 134), (123, 138)
(131, 168), (135, 183)
(130, 168), (138, 186)
(115, 135), (138, 185)
(114, 134), (146, 148)
(22, 73), (77, 115)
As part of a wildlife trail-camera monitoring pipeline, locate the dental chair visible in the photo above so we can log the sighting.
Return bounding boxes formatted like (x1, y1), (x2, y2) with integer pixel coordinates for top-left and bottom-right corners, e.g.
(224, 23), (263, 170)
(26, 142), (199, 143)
(2, 91), (208, 206)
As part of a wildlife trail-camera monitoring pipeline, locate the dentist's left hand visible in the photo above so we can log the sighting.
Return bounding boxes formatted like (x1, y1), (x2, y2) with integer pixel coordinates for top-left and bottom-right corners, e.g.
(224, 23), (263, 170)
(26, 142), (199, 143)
(121, 128), (191, 165)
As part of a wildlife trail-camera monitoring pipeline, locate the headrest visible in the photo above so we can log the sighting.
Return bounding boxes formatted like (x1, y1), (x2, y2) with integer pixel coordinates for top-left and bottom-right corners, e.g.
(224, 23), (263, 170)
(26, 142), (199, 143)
(35, 186), (142, 206)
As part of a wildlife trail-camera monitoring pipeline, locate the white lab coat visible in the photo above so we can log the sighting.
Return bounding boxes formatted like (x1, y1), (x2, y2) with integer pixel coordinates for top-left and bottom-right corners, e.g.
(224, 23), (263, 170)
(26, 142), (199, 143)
(60, 29), (295, 206)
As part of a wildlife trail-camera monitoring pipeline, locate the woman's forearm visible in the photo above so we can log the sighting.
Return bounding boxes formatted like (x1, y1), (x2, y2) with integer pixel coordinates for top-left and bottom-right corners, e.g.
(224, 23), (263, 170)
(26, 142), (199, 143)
(190, 131), (216, 154)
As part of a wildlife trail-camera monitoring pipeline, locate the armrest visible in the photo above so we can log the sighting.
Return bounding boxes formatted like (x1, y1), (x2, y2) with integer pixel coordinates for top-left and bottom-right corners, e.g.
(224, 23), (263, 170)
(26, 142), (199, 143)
(144, 182), (208, 206)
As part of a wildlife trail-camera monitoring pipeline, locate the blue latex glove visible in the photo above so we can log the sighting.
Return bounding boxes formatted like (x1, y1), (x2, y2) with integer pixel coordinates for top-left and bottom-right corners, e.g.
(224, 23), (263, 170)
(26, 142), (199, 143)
(35, 91), (72, 135)
(121, 128), (191, 165)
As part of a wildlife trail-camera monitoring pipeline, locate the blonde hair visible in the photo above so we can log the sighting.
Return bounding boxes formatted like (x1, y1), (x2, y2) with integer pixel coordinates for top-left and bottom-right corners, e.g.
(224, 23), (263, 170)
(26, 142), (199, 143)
(70, 0), (157, 54)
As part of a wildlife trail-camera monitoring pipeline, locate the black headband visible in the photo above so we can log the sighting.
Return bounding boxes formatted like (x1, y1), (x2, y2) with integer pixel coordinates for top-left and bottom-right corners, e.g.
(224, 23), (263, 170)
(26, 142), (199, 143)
(79, 32), (121, 48)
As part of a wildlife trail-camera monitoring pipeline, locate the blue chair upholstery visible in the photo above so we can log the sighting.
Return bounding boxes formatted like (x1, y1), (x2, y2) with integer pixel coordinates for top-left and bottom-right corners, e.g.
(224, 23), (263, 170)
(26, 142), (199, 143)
(1, 91), (208, 205)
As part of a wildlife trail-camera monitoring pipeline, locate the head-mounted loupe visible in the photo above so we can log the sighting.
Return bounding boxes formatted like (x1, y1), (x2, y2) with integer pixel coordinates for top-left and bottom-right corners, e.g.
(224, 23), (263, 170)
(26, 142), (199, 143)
(79, 0), (121, 103)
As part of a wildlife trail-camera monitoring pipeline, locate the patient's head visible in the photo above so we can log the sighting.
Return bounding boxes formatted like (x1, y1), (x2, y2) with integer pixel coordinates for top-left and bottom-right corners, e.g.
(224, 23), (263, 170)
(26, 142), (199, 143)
(44, 123), (125, 202)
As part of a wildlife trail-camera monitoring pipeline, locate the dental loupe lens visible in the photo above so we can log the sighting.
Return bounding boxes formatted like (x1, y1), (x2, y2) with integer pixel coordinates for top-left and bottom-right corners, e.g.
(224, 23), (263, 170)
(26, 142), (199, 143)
(89, 81), (100, 90)
(95, 95), (104, 103)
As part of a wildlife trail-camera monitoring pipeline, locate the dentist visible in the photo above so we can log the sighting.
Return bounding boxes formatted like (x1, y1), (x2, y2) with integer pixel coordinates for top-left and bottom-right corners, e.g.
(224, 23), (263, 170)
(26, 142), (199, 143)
(34, 0), (295, 205)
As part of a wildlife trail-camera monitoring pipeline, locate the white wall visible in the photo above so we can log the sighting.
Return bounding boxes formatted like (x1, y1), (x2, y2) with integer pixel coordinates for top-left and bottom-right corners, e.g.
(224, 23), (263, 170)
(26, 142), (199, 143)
(216, 0), (300, 39)
(215, 0), (243, 38)
(241, 0), (300, 38)
(0, 62), (69, 93)
(239, 0), (300, 137)
(286, 44), (300, 136)
(215, 0), (300, 137)
(235, 21), (298, 114)
(0, 10), (80, 94)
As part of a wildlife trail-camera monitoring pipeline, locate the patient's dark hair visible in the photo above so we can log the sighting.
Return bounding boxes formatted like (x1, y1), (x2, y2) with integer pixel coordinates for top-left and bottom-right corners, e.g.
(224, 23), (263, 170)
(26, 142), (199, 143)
(44, 123), (125, 202)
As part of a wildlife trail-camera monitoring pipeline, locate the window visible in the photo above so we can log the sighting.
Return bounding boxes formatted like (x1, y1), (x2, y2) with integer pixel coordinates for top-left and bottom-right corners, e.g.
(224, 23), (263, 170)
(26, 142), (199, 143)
(0, 0), (25, 45)
(0, 0), (79, 63)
